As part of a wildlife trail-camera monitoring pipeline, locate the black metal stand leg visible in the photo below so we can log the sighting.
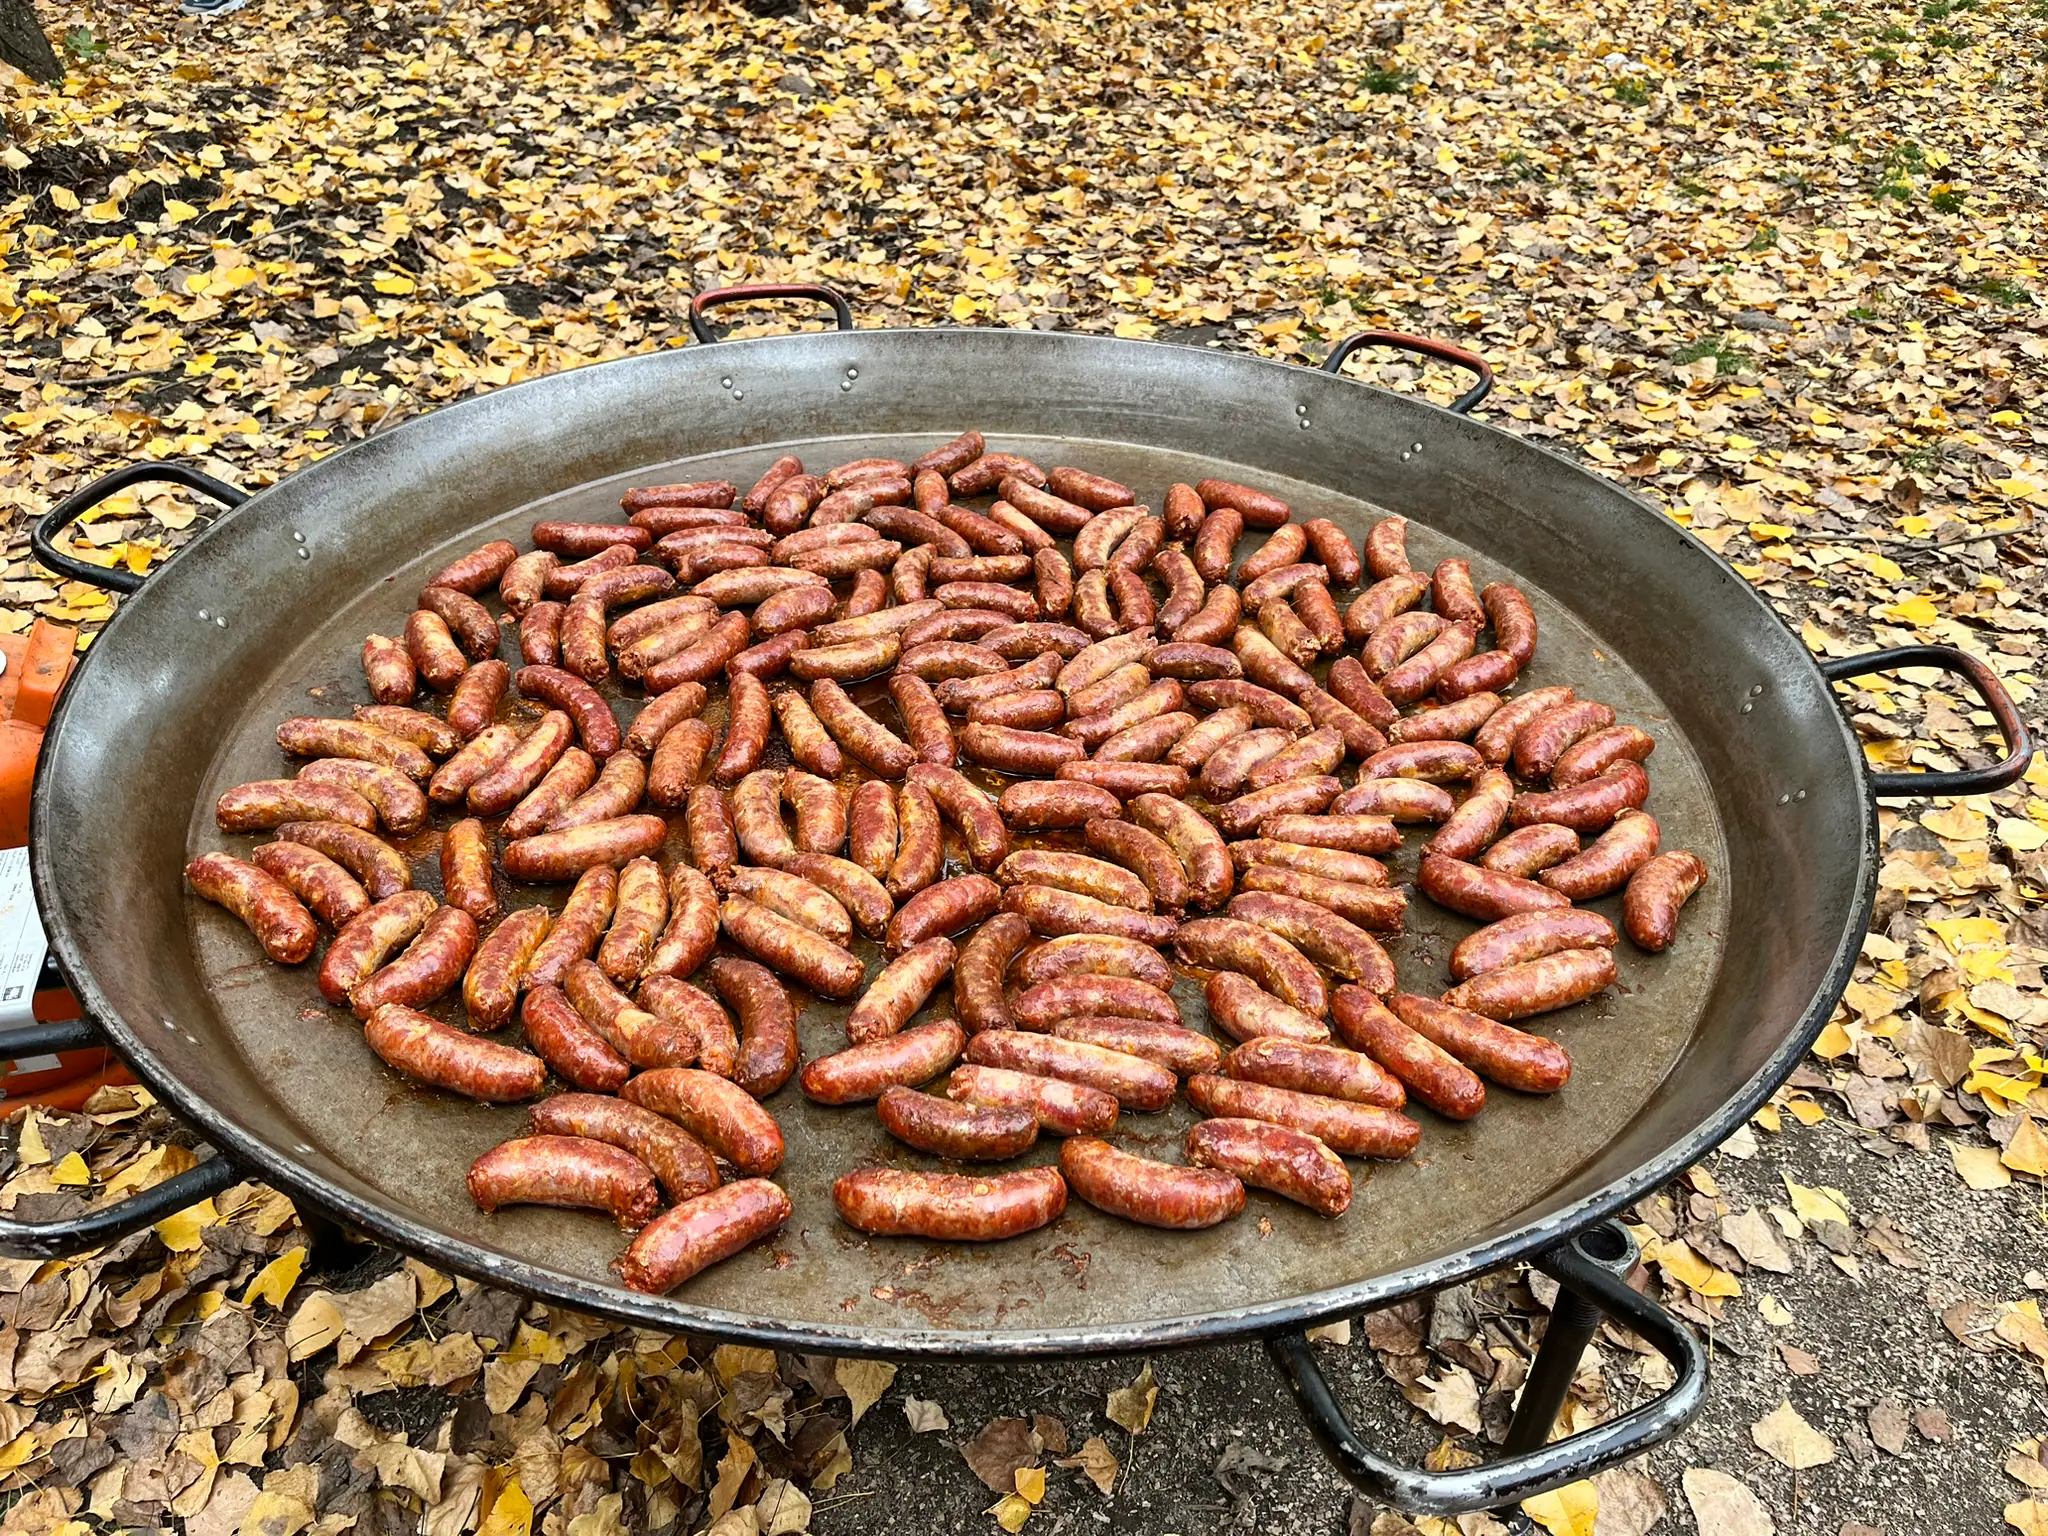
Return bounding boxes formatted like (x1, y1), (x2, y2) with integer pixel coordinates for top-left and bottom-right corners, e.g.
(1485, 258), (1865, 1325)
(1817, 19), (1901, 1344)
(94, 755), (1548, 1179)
(1504, 1221), (1642, 1455)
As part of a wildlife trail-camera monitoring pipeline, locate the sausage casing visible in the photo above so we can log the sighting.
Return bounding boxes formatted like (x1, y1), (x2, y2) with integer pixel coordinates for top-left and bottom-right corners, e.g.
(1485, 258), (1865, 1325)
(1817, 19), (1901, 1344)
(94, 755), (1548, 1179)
(1061, 1137), (1245, 1229)
(1184, 1074), (1420, 1159)
(613, 1180), (791, 1293)
(1623, 851), (1710, 952)
(187, 853), (319, 964)
(801, 1020), (967, 1105)
(621, 1067), (785, 1174)
(832, 1166), (1066, 1241)
(1388, 990), (1575, 1089)
(467, 1137), (660, 1228)
(1184, 1118), (1350, 1217)
(364, 1003), (546, 1102)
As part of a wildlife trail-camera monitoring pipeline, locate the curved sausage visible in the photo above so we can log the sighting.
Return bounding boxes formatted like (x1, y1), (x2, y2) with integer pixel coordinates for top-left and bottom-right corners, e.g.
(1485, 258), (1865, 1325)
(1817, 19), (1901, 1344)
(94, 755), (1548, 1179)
(732, 769), (799, 869)
(248, 842), (369, 930)
(499, 550), (558, 614)
(527, 865), (617, 989)
(1477, 824), (1581, 879)
(361, 633), (416, 705)
(704, 957), (800, 1099)
(186, 853), (318, 965)
(1184, 1118), (1350, 1217)
(466, 711), (574, 815)
(887, 874), (1002, 954)
(1480, 582), (1538, 666)
(1238, 866), (1406, 933)
(1212, 776), (1342, 839)
(1057, 760), (1191, 798)
(1539, 809), (1660, 899)
(613, 1180), (792, 1294)
(1550, 725), (1658, 789)
(640, 976), (738, 1077)
(877, 1087), (1038, 1160)
(810, 678), (917, 778)
(365, 1004), (546, 1102)
(645, 716), (711, 810)
(848, 779), (899, 881)
(887, 780), (943, 900)
(1388, 991), (1575, 1088)
(783, 769), (848, 856)
(549, 749), (647, 833)
(832, 1166), (1066, 1241)
(947, 1064), (1120, 1136)
(721, 896), (863, 997)
(1426, 767), (1516, 861)
(1061, 1138), (1245, 1229)
(531, 1092), (719, 1202)
(800, 1020), (966, 1105)
(960, 722), (1085, 776)
(684, 781), (738, 886)
(999, 884), (1179, 946)
(467, 1137), (660, 1228)
(1473, 686), (1575, 766)
(729, 866), (852, 946)
(1184, 1074), (1419, 1159)
(1082, 819), (1192, 913)
(462, 906), (551, 1031)
(1508, 762), (1651, 833)
(1129, 793), (1234, 910)
(998, 780), (1122, 831)
(907, 763), (1008, 870)
(782, 852), (893, 940)
(1330, 986), (1485, 1120)
(1226, 1037), (1405, 1110)
(997, 851), (1153, 912)
(955, 911), (1034, 1034)
(429, 539), (519, 595)
(621, 1068), (785, 1174)
(500, 816), (668, 882)
(1013, 975), (1180, 1030)
(515, 665), (624, 758)
(404, 609), (469, 690)
(1174, 918), (1326, 1016)
(712, 671), (773, 785)
(439, 817), (498, 924)
(1512, 700), (1617, 782)
(1052, 1018), (1222, 1077)
(1010, 932), (1175, 992)
(1204, 970), (1330, 1044)
(595, 856), (668, 983)
(216, 779), (377, 835)
(274, 821), (411, 901)
(1227, 839), (1390, 885)
(1344, 572), (1430, 643)
(1438, 950), (1617, 1023)
(1417, 852), (1570, 922)
(277, 717), (434, 782)
(1623, 852), (1710, 953)
(1360, 739), (1483, 785)
(845, 939), (956, 1045)
(963, 1031), (1176, 1111)
(639, 862), (719, 980)
(353, 706), (463, 759)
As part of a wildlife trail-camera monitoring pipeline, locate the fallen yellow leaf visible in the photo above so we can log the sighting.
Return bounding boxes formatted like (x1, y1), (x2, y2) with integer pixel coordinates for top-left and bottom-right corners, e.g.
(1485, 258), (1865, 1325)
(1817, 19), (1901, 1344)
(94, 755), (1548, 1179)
(1521, 1479), (1599, 1535)
(155, 1197), (220, 1252)
(1783, 1177), (1850, 1227)
(988, 1493), (1033, 1532)
(51, 1151), (91, 1186)
(242, 1246), (307, 1309)
(2003, 1119), (2048, 1178)
(1953, 1143), (2015, 1190)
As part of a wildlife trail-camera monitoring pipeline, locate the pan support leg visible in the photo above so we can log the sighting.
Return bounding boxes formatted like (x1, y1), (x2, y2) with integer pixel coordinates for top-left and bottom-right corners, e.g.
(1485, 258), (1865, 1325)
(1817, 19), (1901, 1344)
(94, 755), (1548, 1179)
(1502, 1218), (1643, 1455)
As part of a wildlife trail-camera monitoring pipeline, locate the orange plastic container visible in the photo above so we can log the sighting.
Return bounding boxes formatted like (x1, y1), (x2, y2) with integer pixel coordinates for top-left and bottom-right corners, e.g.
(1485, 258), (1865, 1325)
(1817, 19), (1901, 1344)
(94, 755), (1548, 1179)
(0, 621), (133, 1114)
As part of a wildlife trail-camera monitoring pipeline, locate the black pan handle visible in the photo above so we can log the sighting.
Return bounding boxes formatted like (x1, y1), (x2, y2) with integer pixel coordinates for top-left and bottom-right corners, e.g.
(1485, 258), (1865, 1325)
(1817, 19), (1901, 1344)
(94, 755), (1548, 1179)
(1322, 330), (1495, 416)
(0, 1018), (240, 1259)
(689, 283), (856, 345)
(1821, 644), (2033, 798)
(1267, 1230), (1708, 1516)
(33, 461), (248, 596)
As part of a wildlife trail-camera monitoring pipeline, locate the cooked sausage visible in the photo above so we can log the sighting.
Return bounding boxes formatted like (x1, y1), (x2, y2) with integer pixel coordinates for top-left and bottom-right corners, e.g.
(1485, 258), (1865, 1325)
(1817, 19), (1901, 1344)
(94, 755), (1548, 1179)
(274, 820), (411, 900)
(1540, 809), (1660, 899)
(1239, 865), (1406, 933)
(428, 539), (519, 595)
(722, 895), (863, 997)
(621, 1067), (785, 1174)
(706, 956), (800, 1099)
(801, 1020), (966, 1105)
(1010, 933), (1174, 992)
(1439, 949), (1617, 1023)
(1226, 1036), (1405, 1110)
(613, 1180), (792, 1293)
(960, 722), (1085, 775)
(1245, 727), (1345, 793)
(997, 780), (1121, 831)
(462, 906), (551, 1031)
(625, 479), (739, 513)
(888, 874), (1002, 955)
(1551, 725), (1658, 789)
(1472, 686), (1574, 766)
(517, 984), (635, 1089)
(1044, 1019), (1214, 1078)
(361, 633), (417, 705)
(531, 1092), (720, 1202)
(353, 705), (464, 759)
(216, 779), (377, 835)
(547, 749), (645, 833)
(1241, 559), (1328, 608)
(1426, 767), (1516, 861)
(365, 1004), (546, 1102)
(186, 853), (319, 964)
(1477, 824), (1581, 879)
(685, 782), (738, 886)
(1418, 852), (1570, 923)
(948, 1063), (1120, 1136)
(955, 911), (1033, 1034)
(1427, 558), (1484, 626)
(846, 938), (956, 1045)
(277, 717), (434, 782)
(884, 673), (955, 770)
(1000, 884), (1179, 946)
(877, 1087), (1038, 1160)
(1129, 792), (1235, 909)
(467, 1137), (660, 1228)
(907, 763), (1009, 870)
(1184, 1118), (1350, 1217)
(1328, 779), (1454, 824)
(888, 780), (943, 899)
(841, 782), (897, 886)
(248, 842), (369, 930)
(640, 975), (738, 1077)
(1362, 612), (1443, 679)
(1204, 970), (1329, 1044)
(442, 659), (509, 741)
(833, 1166), (1066, 1240)
(1173, 583), (1243, 647)
(1362, 742), (1484, 785)
(784, 769), (849, 857)
(1294, 581), (1348, 655)
(964, 1030), (1176, 1111)
(969, 688), (1065, 730)
(998, 850), (1154, 912)
(647, 718), (714, 808)
(418, 585), (501, 662)
(1082, 819), (1192, 912)
(515, 665), (624, 758)
(1363, 515), (1410, 581)
(499, 550), (558, 614)
(731, 769), (799, 869)
(712, 672), (773, 785)
(616, 610), (718, 681)
(1066, 678), (1184, 750)
(1184, 1074), (1419, 1159)
(466, 711), (573, 815)
(594, 856), (667, 983)
(1392, 692), (1503, 747)
(810, 678), (917, 778)
(565, 960), (697, 1070)
(1330, 986), (1485, 1120)
(1297, 518), (1361, 586)
(404, 609), (469, 690)
(1435, 650), (1522, 703)
(1200, 728), (1295, 800)
(1480, 582), (1538, 666)
(642, 611), (754, 694)
(1623, 851), (1710, 952)
(1013, 974), (1180, 1030)
(643, 862), (720, 979)
(1388, 990), (1575, 1088)
(1380, 620), (1479, 705)
(1508, 762), (1651, 832)
(1228, 839), (1391, 887)
(1185, 679), (1312, 733)
(787, 632), (900, 683)
(501, 815), (667, 882)
(437, 817), (497, 924)
(1512, 700), (1617, 781)
(1213, 776), (1342, 839)
(1295, 685), (1387, 761)
(1175, 918), (1325, 1016)
(1343, 572), (1429, 643)
(1058, 761), (1191, 799)
(1062, 1138), (1245, 1229)
(526, 865), (617, 989)
(1165, 706), (1253, 774)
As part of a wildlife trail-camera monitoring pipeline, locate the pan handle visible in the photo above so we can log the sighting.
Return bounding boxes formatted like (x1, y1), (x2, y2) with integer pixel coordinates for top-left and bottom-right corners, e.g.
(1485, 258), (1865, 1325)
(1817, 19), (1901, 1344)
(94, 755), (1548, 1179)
(33, 461), (249, 596)
(1267, 1227), (1708, 1516)
(1322, 330), (1495, 416)
(1821, 644), (2033, 798)
(689, 283), (856, 345)
(0, 1017), (241, 1259)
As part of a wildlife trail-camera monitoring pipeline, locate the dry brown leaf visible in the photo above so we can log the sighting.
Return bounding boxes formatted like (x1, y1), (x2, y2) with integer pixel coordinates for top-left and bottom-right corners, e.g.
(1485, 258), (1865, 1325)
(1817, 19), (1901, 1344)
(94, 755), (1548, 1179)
(902, 1397), (949, 1434)
(1057, 1435), (1120, 1497)
(961, 1418), (1039, 1496)
(832, 1358), (896, 1427)
(1751, 1401), (1836, 1470)
(1682, 1468), (1774, 1536)
(1105, 1362), (1159, 1436)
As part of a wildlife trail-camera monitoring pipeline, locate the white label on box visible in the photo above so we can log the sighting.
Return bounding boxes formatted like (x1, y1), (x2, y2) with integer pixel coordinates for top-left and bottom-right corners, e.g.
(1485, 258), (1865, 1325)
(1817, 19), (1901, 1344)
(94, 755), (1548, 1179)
(0, 847), (49, 1031)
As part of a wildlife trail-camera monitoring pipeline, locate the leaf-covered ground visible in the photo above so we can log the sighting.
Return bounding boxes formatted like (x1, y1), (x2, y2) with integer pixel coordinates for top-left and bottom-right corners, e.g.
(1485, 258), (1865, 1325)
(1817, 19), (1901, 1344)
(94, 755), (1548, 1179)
(1, 0), (2044, 1531)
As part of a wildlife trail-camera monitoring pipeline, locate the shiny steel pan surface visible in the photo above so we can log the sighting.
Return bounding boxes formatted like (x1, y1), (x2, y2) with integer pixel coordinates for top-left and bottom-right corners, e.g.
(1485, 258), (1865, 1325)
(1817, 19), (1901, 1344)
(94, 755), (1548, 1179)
(32, 327), (1873, 1355)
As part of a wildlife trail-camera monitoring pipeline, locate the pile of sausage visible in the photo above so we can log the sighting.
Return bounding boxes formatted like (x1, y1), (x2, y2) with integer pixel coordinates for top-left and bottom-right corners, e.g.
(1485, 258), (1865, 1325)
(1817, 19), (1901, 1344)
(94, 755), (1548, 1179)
(185, 430), (1711, 1289)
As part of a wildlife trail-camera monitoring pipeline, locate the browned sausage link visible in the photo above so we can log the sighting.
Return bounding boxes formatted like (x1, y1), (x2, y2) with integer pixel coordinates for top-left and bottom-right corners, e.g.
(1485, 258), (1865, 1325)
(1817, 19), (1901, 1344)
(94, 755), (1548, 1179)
(728, 629), (809, 682)
(888, 672), (957, 768)
(1470, 686), (1572, 767)
(1010, 931), (1173, 991)
(275, 821), (412, 901)
(614, 1179), (790, 1294)
(911, 470), (950, 518)
(1044, 1018), (1212, 1077)
(1362, 741), (1484, 785)
(277, 716), (435, 782)
(642, 862), (719, 979)
(622, 1067), (785, 1174)
(1425, 557), (1482, 625)
(1300, 518), (1363, 587)
(360, 633), (416, 705)
(1001, 884), (1179, 946)
(1509, 761), (1651, 833)
(1391, 692), (1503, 747)
(904, 608), (1012, 648)
(782, 769), (847, 856)
(1152, 548), (1205, 634)
(467, 1136), (660, 1227)
(955, 911), (1033, 1034)
(1226, 1036), (1405, 1110)
(905, 762), (1007, 869)
(868, 507), (969, 560)
(912, 430), (984, 477)
(722, 895), (863, 997)
(1241, 560), (1329, 607)
(1013, 974), (1179, 1030)
(1380, 619), (1479, 705)
(642, 612), (754, 695)
(623, 479), (740, 513)
(1191, 476), (1286, 528)
(594, 855), (667, 984)
(1165, 706), (1252, 774)
(888, 873), (1003, 955)
(639, 976), (733, 1073)
(1058, 760), (1190, 797)
(543, 745), (645, 831)
(454, 726), (559, 823)
(965, 1030), (1176, 1111)
(729, 865), (852, 946)
(1190, 507), (1243, 585)
(427, 539), (519, 595)
(1315, 667), (1393, 749)
(1245, 726), (1344, 793)
(793, 538), (904, 580)
(1475, 580), (1536, 665)
(1239, 865), (1407, 933)
(1213, 776), (1342, 839)
(1329, 985), (1484, 1119)
(696, 563), (827, 606)
(1172, 583), (1242, 648)
(1147, 479), (1199, 540)
(616, 611), (718, 681)
(1038, 465), (1128, 513)
(1434, 650), (1521, 702)
(811, 600), (945, 649)
(933, 507), (1025, 560)
(840, 938), (954, 1047)
(761, 473), (828, 535)
(1233, 624), (1317, 699)
(1229, 836), (1390, 883)
(612, 591), (724, 645)
(1187, 1072), (1421, 1161)
(684, 782), (738, 888)
(1055, 629), (1157, 697)
(1257, 596), (1321, 669)
(833, 1165), (1067, 1241)
(567, 961), (699, 1068)
(1361, 612), (1442, 680)
(1066, 678), (1183, 750)
(970, 688), (1065, 730)
(982, 500), (1051, 553)
(928, 554), (1030, 586)
(1417, 852), (1569, 923)
(249, 842), (369, 930)
(1127, 792), (1234, 910)
(744, 455), (806, 515)
(216, 779), (376, 834)
(959, 722), (1085, 776)
(700, 956), (798, 1099)
(1175, 918), (1326, 1016)
(1539, 808), (1660, 900)
(1425, 766), (1516, 861)
(994, 781), (1119, 833)
(1551, 725), (1658, 789)
(1442, 948), (1619, 1027)
(500, 815), (668, 883)
(1019, 546), (1072, 622)
(1389, 990), (1576, 1088)
(501, 749), (597, 841)
(1477, 823), (1581, 879)
(552, 548), (643, 597)
(877, 1086), (1038, 1160)
(708, 670), (769, 785)
(801, 1020), (966, 1105)
(515, 664), (624, 758)
(499, 550), (557, 615)
(754, 580), (835, 635)
(351, 905), (478, 1017)
(648, 717), (714, 809)
(631, 508), (750, 542)
(846, 567), (890, 617)
(947, 1064), (1119, 1136)
(1364, 515), (1411, 581)
(1623, 851), (1710, 953)
(1108, 565), (1156, 632)
(1184, 1118), (1350, 1217)
(997, 850), (1153, 912)
(365, 1003), (545, 1102)
(1067, 661), (1150, 718)
(1060, 1137), (1244, 1229)
(1204, 970), (1330, 1043)
(438, 816), (498, 923)
(186, 853), (319, 964)
(888, 780), (943, 899)
(846, 779), (899, 882)
(533, 521), (653, 559)
(354, 705), (464, 758)
(1080, 819), (1191, 912)
(809, 678), (917, 778)
(1068, 506), (1144, 575)
(1344, 573), (1430, 644)
(1512, 699), (1617, 781)
(762, 691), (838, 779)
(528, 1099), (713, 1210)
(1238, 524), (1309, 586)
(1294, 580), (1347, 656)
(730, 768), (798, 868)
(526, 865), (616, 989)
(468, 710), (573, 815)
(463, 906), (551, 1031)
(1327, 780), (1452, 824)
(439, 659), (506, 740)
(1253, 814), (1401, 856)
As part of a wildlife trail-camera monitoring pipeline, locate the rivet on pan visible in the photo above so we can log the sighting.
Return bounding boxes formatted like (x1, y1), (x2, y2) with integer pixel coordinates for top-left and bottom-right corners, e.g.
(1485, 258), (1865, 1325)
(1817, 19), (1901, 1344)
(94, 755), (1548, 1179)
(216, 616), (227, 628)
(732, 390), (744, 401)
(1412, 442), (1424, 453)
(292, 531), (305, 543)
(1777, 793), (1792, 805)
(1740, 701), (1753, 714)
(1295, 403), (1308, 416)
(840, 381), (853, 392)
(1299, 419), (1311, 430)
(1749, 684), (1764, 696)
(197, 609), (209, 620)
(1399, 451), (1412, 462)
(297, 549), (310, 560)
(1795, 788), (1807, 801)
(846, 367), (858, 379)
(720, 377), (732, 389)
